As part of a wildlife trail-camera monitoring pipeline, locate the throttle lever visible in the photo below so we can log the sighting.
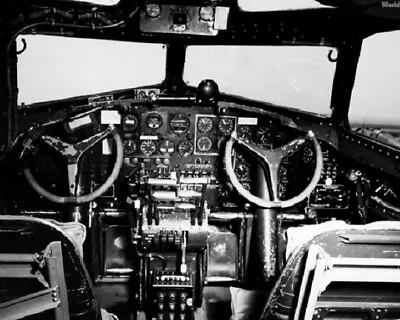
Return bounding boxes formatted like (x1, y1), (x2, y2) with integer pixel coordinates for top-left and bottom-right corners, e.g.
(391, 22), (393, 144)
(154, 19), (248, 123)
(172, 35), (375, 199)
(180, 231), (188, 274)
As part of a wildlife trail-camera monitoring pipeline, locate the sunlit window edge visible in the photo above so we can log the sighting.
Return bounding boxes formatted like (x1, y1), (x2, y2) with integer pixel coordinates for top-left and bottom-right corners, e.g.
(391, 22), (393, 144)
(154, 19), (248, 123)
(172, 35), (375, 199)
(70, 0), (120, 6)
(238, 0), (332, 12)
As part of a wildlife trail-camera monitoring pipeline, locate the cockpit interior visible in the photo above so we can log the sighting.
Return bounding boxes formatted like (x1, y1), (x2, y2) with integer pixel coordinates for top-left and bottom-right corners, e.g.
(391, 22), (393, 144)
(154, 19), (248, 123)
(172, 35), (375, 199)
(1, 0), (400, 319)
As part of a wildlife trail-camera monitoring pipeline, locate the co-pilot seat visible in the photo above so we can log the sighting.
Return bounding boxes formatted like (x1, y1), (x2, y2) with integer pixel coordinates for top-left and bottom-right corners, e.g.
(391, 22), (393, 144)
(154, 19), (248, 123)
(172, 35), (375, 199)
(258, 221), (400, 320)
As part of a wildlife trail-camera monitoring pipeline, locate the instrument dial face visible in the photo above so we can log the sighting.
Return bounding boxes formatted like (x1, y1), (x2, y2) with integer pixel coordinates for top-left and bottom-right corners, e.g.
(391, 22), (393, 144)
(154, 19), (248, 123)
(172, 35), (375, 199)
(218, 118), (235, 136)
(241, 182), (251, 191)
(237, 125), (252, 140)
(169, 114), (190, 134)
(124, 140), (137, 156)
(196, 136), (213, 152)
(235, 162), (250, 180)
(122, 114), (138, 132)
(256, 126), (272, 144)
(146, 113), (163, 129)
(197, 117), (214, 134)
(145, 3), (161, 18)
(140, 140), (157, 156)
(137, 90), (147, 100)
(159, 140), (175, 154)
(302, 145), (314, 164)
(199, 6), (214, 21)
(178, 140), (194, 157)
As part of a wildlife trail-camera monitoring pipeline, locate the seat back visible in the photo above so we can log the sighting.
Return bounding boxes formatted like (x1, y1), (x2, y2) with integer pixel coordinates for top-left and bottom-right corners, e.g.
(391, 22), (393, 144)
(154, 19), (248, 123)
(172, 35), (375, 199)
(261, 222), (400, 320)
(0, 216), (102, 320)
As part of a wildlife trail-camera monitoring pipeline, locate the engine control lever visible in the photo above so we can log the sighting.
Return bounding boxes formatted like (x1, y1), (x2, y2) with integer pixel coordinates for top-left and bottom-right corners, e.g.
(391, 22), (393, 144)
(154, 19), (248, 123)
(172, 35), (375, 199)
(180, 231), (188, 274)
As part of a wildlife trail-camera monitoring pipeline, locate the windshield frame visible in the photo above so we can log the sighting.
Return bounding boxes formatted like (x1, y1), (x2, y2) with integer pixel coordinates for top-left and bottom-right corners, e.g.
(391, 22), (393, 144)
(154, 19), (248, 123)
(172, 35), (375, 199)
(2, 2), (399, 143)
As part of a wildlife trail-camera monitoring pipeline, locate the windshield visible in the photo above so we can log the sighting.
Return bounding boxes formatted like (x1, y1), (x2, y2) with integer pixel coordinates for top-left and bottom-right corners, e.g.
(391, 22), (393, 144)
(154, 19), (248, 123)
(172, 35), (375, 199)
(349, 30), (400, 149)
(350, 30), (400, 127)
(17, 35), (166, 105)
(184, 45), (337, 114)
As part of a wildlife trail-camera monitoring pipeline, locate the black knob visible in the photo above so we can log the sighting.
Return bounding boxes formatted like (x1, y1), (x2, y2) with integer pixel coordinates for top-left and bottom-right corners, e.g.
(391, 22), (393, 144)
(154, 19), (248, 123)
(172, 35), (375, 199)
(197, 79), (219, 104)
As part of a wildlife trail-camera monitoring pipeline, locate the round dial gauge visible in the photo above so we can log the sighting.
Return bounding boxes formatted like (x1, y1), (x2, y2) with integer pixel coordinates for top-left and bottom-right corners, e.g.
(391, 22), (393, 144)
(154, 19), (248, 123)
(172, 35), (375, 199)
(256, 126), (272, 144)
(235, 162), (250, 180)
(159, 140), (175, 154)
(145, 3), (161, 18)
(237, 126), (252, 140)
(197, 117), (214, 134)
(197, 136), (213, 152)
(140, 140), (157, 156)
(169, 114), (190, 134)
(178, 140), (194, 157)
(146, 113), (163, 129)
(122, 114), (138, 132)
(199, 6), (215, 21)
(302, 145), (314, 164)
(124, 140), (137, 156)
(218, 118), (235, 136)
(137, 90), (147, 100)
(241, 182), (251, 191)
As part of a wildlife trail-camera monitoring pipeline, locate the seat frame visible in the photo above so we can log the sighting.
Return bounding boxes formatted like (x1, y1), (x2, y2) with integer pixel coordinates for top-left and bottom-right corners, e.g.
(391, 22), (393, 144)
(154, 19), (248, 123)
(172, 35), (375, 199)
(0, 241), (70, 320)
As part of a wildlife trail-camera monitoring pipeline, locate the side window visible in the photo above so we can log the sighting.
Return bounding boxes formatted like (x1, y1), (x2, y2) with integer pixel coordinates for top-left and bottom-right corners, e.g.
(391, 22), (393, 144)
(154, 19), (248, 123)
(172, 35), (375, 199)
(349, 30), (400, 148)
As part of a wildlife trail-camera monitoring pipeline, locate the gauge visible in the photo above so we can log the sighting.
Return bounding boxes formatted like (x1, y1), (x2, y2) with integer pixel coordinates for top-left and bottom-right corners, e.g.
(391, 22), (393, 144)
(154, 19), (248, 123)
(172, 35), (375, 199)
(145, 3), (161, 18)
(122, 114), (138, 132)
(159, 140), (175, 154)
(237, 126), (252, 140)
(255, 126), (272, 144)
(146, 113), (163, 129)
(241, 182), (251, 191)
(140, 140), (157, 156)
(197, 117), (214, 134)
(199, 6), (215, 21)
(196, 136), (213, 152)
(235, 162), (250, 180)
(218, 118), (235, 135)
(302, 145), (314, 164)
(124, 140), (136, 156)
(169, 114), (190, 134)
(177, 140), (194, 157)
(137, 90), (147, 99)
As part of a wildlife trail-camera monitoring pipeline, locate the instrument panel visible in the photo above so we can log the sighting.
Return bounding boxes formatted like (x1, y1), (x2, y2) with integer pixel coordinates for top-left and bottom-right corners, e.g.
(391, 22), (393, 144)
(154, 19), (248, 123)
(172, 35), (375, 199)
(118, 106), (292, 162)
(100, 103), (350, 213)
(14, 101), (351, 216)
(120, 109), (239, 160)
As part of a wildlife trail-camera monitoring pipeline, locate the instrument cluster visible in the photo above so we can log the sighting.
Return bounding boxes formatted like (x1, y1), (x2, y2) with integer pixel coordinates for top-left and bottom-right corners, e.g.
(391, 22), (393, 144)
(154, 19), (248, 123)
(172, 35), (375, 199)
(110, 103), (350, 212)
(119, 106), (247, 169)
(118, 105), (291, 179)
(117, 105), (278, 209)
